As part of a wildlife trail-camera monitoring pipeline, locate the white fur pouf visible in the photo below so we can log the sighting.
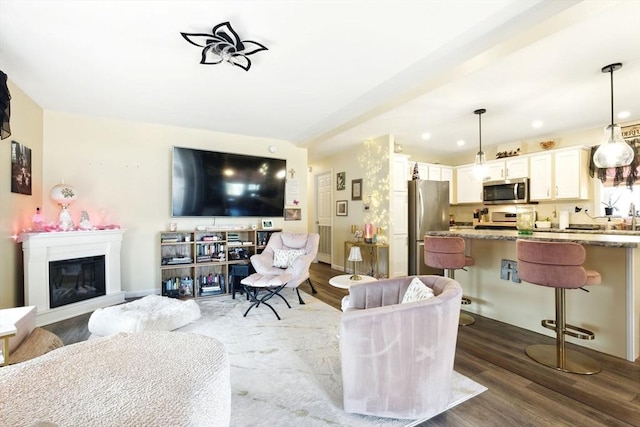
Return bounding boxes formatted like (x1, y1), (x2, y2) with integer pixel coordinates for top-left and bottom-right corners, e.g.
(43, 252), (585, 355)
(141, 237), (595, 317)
(88, 295), (201, 337)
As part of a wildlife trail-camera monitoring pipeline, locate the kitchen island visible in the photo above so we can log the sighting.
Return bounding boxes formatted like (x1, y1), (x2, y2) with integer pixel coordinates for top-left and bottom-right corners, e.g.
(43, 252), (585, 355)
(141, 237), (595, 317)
(426, 229), (640, 361)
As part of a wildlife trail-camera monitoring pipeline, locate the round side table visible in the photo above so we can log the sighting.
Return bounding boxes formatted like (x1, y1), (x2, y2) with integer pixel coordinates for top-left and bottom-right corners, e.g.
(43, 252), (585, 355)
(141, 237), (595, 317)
(329, 274), (377, 311)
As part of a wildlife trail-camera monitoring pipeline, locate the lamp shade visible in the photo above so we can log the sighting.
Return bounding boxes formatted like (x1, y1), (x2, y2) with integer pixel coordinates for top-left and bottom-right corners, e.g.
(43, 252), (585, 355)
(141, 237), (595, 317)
(593, 124), (635, 168)
(348, 246), (363, 262)
(50, 183), (78, 206)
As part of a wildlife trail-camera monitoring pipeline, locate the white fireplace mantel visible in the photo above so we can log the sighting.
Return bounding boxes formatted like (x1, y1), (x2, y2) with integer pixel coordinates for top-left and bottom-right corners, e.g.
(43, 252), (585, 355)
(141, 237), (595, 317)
(19, 229), (126, 326)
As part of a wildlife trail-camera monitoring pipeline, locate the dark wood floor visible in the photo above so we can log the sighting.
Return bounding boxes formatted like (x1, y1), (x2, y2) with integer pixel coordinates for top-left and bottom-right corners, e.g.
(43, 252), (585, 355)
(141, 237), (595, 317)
(44, 262), (640, 426)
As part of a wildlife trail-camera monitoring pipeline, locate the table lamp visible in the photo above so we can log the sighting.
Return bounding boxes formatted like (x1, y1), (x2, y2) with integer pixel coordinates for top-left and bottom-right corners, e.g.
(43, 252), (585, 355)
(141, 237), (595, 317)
(348, 246), (363, 280)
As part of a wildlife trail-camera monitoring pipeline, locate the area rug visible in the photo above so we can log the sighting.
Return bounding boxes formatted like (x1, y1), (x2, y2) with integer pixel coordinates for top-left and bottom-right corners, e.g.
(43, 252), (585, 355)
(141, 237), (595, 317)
(178, 291), (487, 426)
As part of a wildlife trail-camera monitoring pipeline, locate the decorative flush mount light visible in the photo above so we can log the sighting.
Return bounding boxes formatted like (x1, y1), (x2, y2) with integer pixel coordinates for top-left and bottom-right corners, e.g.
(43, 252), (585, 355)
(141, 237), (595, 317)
(472, 108), (489, 181)
(181, 22), (267, 71)
(592, 63), (634, 168)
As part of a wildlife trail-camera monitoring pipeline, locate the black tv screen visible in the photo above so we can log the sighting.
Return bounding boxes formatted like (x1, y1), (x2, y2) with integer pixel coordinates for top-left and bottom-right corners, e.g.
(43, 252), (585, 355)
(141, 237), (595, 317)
(172, 146), (286, 217)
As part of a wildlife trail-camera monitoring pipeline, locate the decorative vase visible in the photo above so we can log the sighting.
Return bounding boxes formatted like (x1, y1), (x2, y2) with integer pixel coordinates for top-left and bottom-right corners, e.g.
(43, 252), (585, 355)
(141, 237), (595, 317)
(516, 206), (535, 235)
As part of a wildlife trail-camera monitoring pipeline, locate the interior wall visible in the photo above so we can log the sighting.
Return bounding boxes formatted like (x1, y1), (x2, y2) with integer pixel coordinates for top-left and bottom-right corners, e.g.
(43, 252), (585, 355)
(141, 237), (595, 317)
(0, 80), (43, 309)
(309, 136), (390, 271)
(41, 111), (308, 297)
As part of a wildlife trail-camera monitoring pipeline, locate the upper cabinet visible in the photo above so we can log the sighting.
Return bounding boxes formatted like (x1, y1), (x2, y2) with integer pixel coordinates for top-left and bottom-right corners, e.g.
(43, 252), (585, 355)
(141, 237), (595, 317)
(409, 162), (454, 203)
(392, 154), (410, 192)
(529, 147), (590, 201)
(455, 165), (483, 204)
(486, 157), (529, 181)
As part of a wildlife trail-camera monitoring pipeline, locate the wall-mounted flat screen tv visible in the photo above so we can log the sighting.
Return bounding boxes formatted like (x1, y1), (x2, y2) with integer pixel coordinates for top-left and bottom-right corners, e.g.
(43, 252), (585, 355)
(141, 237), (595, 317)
(172, 146), (286, 217)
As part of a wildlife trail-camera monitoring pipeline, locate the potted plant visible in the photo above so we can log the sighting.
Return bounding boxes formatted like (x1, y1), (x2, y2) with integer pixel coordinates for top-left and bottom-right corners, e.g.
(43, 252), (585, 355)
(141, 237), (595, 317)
(602, 194), (621, 216)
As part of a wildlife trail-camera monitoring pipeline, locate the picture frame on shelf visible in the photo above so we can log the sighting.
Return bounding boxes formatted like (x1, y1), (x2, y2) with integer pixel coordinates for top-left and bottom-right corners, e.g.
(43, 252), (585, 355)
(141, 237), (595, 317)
(336, 200), (348, 216)
(351, 178), (362, 201)
(261, 219), (273, 229)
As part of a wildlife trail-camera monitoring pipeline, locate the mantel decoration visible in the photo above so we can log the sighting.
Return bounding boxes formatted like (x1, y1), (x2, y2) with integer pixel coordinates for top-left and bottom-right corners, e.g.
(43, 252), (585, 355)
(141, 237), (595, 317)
(50, 181), (78, 231)
(181, 22), (268, 71)
(592, 63), (635, 169)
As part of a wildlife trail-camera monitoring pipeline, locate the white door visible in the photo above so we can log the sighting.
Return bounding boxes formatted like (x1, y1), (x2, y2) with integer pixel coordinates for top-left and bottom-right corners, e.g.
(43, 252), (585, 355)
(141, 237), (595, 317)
(315, 172), (332, 264)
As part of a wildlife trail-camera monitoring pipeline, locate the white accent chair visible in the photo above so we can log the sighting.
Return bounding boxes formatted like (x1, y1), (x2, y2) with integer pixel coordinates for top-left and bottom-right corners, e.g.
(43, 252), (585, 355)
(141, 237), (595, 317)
(341, 275), (462, 419)
(248, 232), (319, 304)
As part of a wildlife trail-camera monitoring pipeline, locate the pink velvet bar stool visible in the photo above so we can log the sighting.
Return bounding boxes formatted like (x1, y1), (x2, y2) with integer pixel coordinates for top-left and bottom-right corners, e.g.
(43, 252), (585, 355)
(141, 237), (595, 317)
(424, 236), (475, 326)
(516, 239), (602, 375)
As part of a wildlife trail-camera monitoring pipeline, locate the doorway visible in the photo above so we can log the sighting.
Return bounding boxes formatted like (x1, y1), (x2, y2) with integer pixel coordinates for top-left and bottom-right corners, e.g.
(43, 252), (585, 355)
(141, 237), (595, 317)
(314, 171), (332, 264)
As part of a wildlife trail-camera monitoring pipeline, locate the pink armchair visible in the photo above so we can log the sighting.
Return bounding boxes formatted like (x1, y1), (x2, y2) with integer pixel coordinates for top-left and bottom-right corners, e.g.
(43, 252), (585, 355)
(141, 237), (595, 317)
(340, 275), (462, 419)
(249, 232), (319, 304)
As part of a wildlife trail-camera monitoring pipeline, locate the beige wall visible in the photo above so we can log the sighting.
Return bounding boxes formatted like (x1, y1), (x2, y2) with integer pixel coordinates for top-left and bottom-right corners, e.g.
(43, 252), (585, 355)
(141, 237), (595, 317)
(40, 111), (307, 297)
(0, 81), (43, 308)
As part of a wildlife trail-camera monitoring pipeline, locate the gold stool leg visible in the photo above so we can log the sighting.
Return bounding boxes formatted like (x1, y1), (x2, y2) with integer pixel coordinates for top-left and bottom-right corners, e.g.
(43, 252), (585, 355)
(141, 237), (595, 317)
(526, 288), (600, 375)
(446, 269), (475, 326)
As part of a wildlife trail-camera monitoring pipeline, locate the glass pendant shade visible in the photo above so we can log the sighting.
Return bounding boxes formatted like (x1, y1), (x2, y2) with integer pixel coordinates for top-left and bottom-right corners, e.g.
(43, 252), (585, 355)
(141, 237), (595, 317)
(593, 63), (633, 169)
(473, 151), (488, 181)
(593, 124), (635, 168)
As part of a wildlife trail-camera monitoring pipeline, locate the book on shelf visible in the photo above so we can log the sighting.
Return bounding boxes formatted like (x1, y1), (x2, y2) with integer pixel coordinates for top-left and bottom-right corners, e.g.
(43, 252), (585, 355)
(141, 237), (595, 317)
(161, 238), (180, 243)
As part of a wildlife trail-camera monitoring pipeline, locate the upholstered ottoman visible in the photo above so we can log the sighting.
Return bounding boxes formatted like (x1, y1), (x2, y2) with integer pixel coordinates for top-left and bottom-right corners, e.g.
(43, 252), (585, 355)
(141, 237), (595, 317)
(0, 331), (231, 426)
(241, 273), (293, 320)
(88, 294), (201, 337)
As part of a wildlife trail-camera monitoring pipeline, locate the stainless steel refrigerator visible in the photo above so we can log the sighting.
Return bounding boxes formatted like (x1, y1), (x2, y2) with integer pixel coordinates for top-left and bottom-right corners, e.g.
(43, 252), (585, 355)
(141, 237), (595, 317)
(408, 180), (450, 275)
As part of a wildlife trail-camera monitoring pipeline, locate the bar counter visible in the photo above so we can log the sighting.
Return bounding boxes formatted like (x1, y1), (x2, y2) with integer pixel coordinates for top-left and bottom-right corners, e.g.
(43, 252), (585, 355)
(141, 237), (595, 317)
(426, 229), (640, 361)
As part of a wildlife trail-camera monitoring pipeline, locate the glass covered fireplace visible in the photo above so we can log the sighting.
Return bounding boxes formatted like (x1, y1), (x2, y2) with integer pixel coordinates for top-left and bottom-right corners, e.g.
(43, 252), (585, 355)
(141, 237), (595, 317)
(48, 255), (106, 309)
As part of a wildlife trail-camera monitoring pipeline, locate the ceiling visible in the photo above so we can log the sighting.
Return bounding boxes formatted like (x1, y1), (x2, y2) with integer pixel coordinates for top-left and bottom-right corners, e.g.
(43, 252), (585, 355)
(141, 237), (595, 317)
(1, 0), (639, 163)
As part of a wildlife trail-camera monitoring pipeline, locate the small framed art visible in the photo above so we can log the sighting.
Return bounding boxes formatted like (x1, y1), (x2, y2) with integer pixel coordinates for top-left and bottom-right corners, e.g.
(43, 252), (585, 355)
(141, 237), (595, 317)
(351, 178), (362, 201)
(336, 172), (346, 190)
(261, 219), (273, 229)
(336, 200), (348, 216)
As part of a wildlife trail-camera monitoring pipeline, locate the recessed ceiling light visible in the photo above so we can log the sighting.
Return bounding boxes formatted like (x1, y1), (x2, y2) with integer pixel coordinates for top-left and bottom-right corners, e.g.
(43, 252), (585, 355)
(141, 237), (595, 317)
(532, 120), (543, 128)
(457, 140), (465, 146)
(617, 111), (631, 119)
(421, 132), (431, 140)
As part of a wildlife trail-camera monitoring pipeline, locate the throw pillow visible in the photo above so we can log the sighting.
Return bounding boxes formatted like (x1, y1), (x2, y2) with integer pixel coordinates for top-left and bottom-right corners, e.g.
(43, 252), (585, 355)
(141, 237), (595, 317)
(401, 277), (435, 303)
(273, 249), (306, 268)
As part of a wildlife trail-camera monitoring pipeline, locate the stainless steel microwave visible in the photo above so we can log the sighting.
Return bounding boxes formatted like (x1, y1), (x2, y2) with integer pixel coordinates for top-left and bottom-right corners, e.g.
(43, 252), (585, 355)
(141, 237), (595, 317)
(482, 178), (530, 205)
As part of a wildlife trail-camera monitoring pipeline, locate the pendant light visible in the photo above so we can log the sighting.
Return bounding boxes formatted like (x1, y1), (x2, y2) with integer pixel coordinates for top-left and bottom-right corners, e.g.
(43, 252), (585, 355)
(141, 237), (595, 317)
(592, 63), (634, 168)
(472, 108), (489, 181)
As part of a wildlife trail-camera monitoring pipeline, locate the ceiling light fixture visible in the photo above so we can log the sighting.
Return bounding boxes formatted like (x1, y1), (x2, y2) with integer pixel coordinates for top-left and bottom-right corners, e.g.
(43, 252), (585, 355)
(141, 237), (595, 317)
(181, 22), (268, 71)
(472, 108), (489, 181)
(421, 132), (431, 140)
(592, 63), (634, 168)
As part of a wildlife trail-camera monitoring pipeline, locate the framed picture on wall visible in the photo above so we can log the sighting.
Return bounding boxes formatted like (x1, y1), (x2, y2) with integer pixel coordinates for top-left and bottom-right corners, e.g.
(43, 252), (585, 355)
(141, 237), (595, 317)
(10, 141), (32, 195)
(337, 172), (346, 190)
(284, 208), (301, 221)
(336, 200), (348, 216)
(261, 219), (273, 229)
(351, 178), (362, 201)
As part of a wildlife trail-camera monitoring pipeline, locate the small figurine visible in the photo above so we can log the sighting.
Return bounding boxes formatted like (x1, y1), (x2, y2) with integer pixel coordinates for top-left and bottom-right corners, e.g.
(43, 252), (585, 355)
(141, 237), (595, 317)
(412, 163), (420, 180)
(78, 210), (92, 230)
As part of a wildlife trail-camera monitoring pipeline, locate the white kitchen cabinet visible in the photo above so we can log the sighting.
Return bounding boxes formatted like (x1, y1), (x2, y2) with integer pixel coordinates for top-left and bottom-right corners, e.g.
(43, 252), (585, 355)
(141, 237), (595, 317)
(455, 165), (483, 204)
(441, 166), (454, 203)
(389, 233), (408, 278)
(486, 157), (529, 181)
(554, 148), (589, 200)
(392, 155), (410, 192)
(529, 153), (553, 200)
(391, 155), (409, 277)
(529, 147), (590, 201)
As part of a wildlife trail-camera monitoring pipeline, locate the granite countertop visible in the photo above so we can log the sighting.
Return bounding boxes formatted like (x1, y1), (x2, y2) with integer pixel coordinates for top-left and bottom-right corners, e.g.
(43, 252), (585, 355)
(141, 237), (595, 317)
(431, 229), (640, 248)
